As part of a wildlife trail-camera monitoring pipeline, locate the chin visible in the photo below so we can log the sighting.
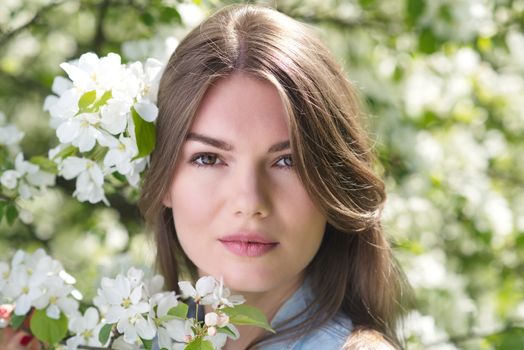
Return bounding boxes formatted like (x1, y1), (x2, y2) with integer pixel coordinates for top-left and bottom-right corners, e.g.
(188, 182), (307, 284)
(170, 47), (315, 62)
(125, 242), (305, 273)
(211, 263), (283, 294)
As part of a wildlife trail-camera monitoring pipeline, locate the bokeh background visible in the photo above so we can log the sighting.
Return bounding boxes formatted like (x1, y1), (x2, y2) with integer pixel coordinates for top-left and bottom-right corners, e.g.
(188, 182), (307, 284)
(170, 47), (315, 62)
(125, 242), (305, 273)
(1, 0), (523, 348)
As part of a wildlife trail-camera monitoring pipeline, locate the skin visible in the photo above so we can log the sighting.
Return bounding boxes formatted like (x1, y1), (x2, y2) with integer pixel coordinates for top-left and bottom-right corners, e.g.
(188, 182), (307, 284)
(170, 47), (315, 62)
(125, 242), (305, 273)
(163, 73), (327, 349)
(0, 307), (41, 350)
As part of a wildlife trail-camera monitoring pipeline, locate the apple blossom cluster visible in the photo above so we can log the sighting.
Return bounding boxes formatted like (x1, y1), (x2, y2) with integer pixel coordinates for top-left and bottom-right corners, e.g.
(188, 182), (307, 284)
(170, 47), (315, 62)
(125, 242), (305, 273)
(92, 271), (246, 350)
(0, 249), (80, 320)
(0, 250), (271, 350)
(0, 112), (56, 220)
(44, 52), (164, 204)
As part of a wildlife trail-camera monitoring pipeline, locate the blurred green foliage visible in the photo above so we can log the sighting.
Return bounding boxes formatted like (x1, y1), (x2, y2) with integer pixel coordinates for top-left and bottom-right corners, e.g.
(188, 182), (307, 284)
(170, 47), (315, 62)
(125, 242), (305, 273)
(1, 0), (523, 348)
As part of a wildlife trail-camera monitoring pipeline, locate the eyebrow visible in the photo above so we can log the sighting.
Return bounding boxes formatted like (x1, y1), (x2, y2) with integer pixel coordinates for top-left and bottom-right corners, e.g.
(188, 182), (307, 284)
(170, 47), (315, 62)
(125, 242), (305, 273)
(186, 132), (290, 153)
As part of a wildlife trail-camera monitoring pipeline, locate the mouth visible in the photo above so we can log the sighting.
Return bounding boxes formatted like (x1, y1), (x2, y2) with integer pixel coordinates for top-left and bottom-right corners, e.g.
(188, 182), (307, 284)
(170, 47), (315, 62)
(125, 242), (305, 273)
(218, 233), (279, 257)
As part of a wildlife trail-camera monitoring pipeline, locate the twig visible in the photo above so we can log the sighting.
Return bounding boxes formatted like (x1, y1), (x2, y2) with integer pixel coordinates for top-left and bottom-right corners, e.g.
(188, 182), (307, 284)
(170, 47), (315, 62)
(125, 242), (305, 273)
(0, 0), (70, 48)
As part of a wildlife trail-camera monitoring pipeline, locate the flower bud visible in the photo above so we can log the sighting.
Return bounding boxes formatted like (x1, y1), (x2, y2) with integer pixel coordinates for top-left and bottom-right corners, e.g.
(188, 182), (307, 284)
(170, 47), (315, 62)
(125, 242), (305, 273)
(217, 313), (229, 328)
(0, 304), (13, 328)
(205, 311), (218, 326)
(208, 326), (217, 337)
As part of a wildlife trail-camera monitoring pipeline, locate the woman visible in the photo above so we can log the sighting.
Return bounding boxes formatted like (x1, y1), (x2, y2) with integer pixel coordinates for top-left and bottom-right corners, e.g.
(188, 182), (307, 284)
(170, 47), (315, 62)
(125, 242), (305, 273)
(140, 4), (410, 350)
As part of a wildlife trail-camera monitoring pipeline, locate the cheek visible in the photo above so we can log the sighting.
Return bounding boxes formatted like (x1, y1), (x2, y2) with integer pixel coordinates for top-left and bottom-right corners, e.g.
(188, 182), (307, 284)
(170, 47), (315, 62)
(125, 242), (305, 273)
(277, 179), (326, 240)
(168, 172), (223, 244)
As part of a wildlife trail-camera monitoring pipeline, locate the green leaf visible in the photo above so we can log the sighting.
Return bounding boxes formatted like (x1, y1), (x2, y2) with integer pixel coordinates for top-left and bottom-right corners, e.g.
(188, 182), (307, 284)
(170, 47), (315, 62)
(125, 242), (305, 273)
(167, 302), (189, 319)
(10, 314), (26, 329)
(159, 6), (181, 23)
(29, 309), (68, 344)
(358, 0), (375, 7)
(406, 0), (425, 26)
(53, 145), (78, 160)
(141, 337), (153, 350)
(77, 90), (112, 114)
(78, 90), (97, 112)
(438, 4), (453, 22)
(30, 156), (58, 174)
(141, 11), (155, 26)
(98, 323), (112, 345)
(485, 327), (524, 350)
(221, 305), (274, 333)
(6, 204), (18, 225)
(93, 90), (112, 110)
(185, 338), (214, 350)
(0, 200), (6, 223)
(112, 172), (127, 182)
(217, 325), (237, 338)
(132, 107), (156, 159)
(418, 27), (438, 54)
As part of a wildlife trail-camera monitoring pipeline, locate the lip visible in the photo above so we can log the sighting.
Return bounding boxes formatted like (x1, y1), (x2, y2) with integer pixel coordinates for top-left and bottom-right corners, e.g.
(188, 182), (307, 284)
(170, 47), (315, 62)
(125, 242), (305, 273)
(218, 232), (279, 257)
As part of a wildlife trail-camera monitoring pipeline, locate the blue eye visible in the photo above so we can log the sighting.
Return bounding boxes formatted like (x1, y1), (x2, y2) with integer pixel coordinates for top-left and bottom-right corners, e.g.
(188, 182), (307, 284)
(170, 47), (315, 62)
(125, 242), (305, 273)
(191, 153), (223, 167)
(275, 155), (293, 168)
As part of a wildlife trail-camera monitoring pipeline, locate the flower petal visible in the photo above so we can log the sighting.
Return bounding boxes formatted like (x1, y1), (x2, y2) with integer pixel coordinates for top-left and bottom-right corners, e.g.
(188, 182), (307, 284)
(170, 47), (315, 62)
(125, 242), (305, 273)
(134, 101), (158, 122)
(178, 281), (196, 299)
(195, 276), (216, 297)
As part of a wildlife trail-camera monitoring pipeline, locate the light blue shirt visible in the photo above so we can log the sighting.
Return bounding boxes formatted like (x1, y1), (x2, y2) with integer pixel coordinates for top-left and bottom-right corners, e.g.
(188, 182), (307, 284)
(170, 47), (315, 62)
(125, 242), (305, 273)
(258, 280), (353, 350)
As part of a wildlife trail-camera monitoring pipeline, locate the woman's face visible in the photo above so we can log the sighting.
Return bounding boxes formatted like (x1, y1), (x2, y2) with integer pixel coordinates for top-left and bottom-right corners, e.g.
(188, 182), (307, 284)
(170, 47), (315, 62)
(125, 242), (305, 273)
(163, 73), (326, 293)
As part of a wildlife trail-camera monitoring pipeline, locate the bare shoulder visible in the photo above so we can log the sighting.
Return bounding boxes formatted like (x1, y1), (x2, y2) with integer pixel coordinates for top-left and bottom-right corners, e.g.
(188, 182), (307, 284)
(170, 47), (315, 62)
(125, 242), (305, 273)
(341, 327), (398, 350)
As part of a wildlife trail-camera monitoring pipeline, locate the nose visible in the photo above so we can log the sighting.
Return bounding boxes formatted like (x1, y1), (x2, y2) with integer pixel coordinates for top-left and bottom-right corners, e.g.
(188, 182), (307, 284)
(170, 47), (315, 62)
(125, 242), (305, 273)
(230, 164), (271, 219)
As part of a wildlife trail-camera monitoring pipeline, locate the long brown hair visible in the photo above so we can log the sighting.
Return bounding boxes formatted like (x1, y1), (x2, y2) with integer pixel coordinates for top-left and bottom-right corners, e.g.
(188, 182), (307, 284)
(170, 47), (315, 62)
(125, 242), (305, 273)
(139, 4), (410, 348)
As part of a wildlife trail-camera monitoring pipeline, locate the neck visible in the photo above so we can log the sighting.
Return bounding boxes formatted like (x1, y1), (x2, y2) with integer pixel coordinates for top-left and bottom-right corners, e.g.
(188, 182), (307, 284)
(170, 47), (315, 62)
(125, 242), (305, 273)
(237, 275), (303, 320)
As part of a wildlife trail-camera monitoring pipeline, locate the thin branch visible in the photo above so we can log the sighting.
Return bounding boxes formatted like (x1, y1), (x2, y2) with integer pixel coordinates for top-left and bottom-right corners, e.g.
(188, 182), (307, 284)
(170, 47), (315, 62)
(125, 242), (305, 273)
(0, 0), (70, 48)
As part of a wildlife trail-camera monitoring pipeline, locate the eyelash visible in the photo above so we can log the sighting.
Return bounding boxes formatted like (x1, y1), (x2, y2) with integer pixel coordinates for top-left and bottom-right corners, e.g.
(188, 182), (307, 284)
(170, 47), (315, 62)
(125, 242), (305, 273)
(274, 155), (294, 169)
(190, 153), (224, 168)
(189, 153), (294, 169)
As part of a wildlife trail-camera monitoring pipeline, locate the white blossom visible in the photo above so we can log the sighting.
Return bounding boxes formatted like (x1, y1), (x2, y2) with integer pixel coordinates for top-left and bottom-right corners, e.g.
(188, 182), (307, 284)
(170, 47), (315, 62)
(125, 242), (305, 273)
(0, 170), (18, 189)
(0, 262), (10, 292)
(111, 336), (141, 350)
(103, 136), (138, 175)
(66, 307), (105, 350)
(94, 273), (155, 344)
(211, 278), (245, 309)
(56, 113), (102, 152)
(45, 88), (81, 127)
(44, 52), (165, 204)
(0, 124), (24, 146)
(59, 157), (107, 205)
(0, 250), (78, 318)
(178, 276), (216, 305)
(0, 153), (55, 199)
(4, 269), (45, 316)
(99, 99), (130, 134)
(163, 318), (195, 350)
(59, 52), (125, 93)
(149, 292), (179, 350)
(33, 276), (79, 319)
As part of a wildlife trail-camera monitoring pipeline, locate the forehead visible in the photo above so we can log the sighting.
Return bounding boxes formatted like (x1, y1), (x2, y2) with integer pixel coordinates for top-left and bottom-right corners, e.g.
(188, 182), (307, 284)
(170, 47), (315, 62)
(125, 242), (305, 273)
(189, 73), (290, 140)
